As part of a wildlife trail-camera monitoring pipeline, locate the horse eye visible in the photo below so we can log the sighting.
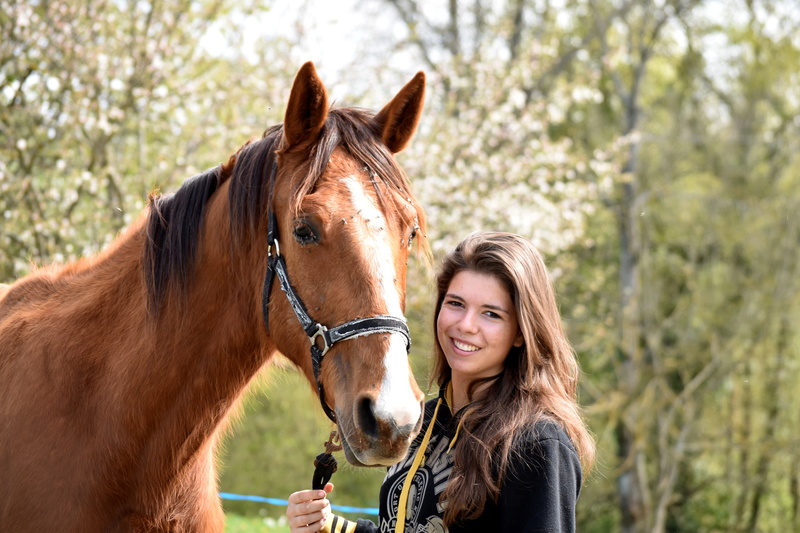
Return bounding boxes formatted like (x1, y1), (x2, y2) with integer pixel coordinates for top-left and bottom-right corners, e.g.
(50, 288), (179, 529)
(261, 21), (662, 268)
(293, 223), (317, 245)
(407, 225), (419, 248)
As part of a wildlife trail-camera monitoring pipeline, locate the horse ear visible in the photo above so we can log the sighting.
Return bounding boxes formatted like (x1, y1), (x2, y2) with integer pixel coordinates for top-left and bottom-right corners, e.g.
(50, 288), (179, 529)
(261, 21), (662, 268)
(283, 62), (329, 149)
(373, 71), (426, 153)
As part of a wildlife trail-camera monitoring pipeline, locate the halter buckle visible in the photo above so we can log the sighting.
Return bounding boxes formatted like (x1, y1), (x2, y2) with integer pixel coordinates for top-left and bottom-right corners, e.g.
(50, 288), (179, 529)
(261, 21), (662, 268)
(310, 323), (331, 356)
(268, 239), (281, 258)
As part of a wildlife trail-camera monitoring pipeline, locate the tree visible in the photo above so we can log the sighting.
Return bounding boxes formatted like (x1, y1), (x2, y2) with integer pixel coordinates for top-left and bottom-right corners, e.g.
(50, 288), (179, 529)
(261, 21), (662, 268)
(373, 0), (618, 255)
(0, 0), (279, 281)
(367, 1), (800, 531)
(564, 1), (800, 530)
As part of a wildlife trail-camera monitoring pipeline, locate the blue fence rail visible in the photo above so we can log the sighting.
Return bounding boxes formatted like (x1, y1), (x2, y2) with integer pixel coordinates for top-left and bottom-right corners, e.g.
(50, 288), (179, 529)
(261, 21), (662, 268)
(219, 492), (379, 516)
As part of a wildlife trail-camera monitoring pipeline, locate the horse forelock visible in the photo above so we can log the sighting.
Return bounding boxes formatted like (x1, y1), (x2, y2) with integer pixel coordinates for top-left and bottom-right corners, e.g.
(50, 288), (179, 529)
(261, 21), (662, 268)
(316, 108), (429, 257)
(143, 107), (428, 317)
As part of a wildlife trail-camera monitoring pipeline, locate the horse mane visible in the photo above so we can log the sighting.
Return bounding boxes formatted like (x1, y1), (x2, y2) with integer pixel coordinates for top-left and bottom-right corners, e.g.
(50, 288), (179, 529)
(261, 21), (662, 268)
(144, 166), (223, 314)
(144, 107), (426, 315)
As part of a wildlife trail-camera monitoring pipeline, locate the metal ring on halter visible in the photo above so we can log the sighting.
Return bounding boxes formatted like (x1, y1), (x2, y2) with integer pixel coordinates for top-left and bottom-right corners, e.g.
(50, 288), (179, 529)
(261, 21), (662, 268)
(309, 323), (331, 357)
(268, 239), (280, 258)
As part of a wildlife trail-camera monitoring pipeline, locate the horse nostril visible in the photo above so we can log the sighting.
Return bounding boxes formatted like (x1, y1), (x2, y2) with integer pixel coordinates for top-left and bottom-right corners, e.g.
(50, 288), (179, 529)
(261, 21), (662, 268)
(356, 396), (379, 440)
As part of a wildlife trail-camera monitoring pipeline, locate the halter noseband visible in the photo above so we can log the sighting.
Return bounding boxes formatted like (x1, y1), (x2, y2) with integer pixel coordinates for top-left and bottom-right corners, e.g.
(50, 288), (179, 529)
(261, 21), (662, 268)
(261, 168), (411, 424)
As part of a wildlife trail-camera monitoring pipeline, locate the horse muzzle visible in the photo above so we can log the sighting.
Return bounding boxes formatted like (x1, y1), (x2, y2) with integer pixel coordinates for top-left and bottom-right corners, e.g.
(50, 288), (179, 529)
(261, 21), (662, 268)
(338, 395), (424, 467)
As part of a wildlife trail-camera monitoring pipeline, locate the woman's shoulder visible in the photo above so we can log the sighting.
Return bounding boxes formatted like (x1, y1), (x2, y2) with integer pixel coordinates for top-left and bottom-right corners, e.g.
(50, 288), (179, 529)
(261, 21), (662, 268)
(506, 418), (583, 491)
(528, 418), (573, 442)
(514, 418), (580, 463)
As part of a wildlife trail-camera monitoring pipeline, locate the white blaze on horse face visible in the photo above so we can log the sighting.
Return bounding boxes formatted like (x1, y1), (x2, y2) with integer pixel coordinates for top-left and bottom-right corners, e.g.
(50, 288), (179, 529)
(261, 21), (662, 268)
(342, 176), (421, 431)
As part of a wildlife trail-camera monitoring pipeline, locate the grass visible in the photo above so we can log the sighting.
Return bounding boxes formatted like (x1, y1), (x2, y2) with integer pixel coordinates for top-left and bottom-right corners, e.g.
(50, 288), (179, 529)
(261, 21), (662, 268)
(225, 514), (290, 533)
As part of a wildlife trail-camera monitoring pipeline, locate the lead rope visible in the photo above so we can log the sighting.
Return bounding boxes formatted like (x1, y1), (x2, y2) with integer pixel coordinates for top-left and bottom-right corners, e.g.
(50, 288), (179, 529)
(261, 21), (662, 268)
(312, 431), (343, 491)
(395, 398), (442, 533)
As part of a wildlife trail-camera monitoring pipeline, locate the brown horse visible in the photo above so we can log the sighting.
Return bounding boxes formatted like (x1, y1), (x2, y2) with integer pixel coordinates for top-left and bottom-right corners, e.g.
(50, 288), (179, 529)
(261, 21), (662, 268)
(0, 62), (427, 532)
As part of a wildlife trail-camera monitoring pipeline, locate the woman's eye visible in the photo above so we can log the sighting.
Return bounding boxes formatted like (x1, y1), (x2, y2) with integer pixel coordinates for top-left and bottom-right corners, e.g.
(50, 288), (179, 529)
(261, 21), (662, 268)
(293, 223), (317, 245)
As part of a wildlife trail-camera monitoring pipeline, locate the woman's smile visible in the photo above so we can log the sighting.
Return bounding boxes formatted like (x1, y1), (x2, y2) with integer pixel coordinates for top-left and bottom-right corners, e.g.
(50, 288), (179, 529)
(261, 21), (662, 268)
(452, 338), (481, 353)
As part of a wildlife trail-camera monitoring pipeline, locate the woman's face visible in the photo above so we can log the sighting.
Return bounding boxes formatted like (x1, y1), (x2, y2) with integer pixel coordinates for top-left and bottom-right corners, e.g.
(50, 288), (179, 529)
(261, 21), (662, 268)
(436, 270), (523, 386)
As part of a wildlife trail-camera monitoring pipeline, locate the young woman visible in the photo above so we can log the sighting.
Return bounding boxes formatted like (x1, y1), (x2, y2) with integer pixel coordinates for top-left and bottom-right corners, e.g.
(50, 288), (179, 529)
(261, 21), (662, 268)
(287, 232), (595, 533)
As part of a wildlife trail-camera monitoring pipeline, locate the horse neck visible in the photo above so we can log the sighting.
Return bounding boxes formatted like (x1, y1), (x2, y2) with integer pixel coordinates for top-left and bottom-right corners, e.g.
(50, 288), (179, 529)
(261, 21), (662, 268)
(70, 189), (270, 481)
(132, 184), (270, 434)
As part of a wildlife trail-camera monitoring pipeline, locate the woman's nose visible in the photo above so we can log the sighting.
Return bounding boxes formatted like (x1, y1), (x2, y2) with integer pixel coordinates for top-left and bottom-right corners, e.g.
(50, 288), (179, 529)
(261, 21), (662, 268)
(457, 310), (479, 333)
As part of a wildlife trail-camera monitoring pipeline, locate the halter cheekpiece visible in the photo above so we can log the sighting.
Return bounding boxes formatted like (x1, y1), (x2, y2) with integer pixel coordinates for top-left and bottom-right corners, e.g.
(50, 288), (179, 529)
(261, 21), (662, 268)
(261, 163), (412, 424)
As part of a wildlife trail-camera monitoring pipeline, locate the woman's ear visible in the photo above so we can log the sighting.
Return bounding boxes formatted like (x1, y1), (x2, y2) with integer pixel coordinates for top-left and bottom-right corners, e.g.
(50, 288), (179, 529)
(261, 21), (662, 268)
(514, 331), (524, 348)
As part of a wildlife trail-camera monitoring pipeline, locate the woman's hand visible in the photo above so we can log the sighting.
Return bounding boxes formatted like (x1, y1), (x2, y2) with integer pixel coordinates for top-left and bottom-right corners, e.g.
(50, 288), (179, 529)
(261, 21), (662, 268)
(286, 482), (334, 533)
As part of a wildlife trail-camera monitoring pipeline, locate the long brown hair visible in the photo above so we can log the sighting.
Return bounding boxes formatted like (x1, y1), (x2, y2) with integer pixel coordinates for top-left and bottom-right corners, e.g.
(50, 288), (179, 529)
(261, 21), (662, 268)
(432, 232), (595, 525)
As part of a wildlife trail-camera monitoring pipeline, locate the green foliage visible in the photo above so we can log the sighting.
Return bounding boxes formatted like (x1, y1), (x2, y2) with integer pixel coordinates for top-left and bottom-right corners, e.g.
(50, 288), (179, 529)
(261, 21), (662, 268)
(0, 0), (286, 282)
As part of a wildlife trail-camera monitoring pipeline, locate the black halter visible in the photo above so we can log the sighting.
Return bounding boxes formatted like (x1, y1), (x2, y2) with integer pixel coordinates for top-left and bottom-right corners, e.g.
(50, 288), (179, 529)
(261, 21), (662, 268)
(261, 170), (412, 424)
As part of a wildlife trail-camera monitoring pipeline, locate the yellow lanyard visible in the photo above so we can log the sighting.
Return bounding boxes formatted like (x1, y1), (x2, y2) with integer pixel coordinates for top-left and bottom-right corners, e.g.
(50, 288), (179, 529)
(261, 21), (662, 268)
(395, 383), (466, 533)
(395, 398), (442, 533)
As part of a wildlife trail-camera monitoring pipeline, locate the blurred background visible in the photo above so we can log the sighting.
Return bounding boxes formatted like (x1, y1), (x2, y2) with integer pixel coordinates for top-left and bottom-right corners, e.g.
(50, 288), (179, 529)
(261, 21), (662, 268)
(2, 0), (799, 531)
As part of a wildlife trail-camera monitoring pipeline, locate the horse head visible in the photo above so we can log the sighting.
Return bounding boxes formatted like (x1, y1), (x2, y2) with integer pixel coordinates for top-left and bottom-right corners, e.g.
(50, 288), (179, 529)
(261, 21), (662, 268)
(260, 62), (426, 466)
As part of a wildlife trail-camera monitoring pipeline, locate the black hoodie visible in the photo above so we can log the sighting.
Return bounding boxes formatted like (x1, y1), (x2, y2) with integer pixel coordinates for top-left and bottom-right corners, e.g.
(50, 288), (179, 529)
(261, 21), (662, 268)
(324, 386), (582, 533)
